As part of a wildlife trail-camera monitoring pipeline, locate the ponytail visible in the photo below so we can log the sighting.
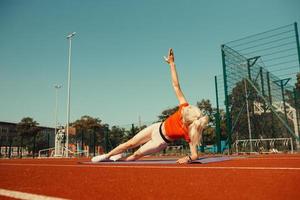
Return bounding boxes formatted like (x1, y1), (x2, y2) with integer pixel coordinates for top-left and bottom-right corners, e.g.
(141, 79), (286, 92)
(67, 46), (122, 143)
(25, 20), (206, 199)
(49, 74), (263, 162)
(188, 116), (209, 146)
(181, 105), (209, 146)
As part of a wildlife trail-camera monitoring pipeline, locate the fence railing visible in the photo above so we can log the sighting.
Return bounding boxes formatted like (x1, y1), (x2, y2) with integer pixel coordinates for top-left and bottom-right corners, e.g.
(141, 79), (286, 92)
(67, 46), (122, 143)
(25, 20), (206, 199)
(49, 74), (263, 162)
(233, 137), (294, 154)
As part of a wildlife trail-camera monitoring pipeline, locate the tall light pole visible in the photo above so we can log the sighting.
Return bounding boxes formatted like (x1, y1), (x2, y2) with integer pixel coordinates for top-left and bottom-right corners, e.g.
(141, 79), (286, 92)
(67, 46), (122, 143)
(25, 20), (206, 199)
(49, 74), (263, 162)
(54, 84), (62, 156)
(66, 32), (76, 157)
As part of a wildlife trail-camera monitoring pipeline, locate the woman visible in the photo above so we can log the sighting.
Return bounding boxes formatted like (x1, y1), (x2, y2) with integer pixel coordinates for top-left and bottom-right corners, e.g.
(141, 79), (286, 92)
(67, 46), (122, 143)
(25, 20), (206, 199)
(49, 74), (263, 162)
(92, 49), (209, 164)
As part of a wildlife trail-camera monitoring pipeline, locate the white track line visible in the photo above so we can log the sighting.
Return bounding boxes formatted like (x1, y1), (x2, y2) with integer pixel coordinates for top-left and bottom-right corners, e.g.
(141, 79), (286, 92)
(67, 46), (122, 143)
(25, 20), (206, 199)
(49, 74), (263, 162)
(0, 188), (68, 200)
(1, 163), (300, 170)
(245, 157), (300, 160)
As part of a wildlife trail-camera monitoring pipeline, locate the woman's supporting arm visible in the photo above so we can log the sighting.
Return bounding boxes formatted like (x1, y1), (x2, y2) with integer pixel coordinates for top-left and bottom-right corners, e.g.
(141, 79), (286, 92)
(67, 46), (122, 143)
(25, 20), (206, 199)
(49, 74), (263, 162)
(176, 142), (198, 164)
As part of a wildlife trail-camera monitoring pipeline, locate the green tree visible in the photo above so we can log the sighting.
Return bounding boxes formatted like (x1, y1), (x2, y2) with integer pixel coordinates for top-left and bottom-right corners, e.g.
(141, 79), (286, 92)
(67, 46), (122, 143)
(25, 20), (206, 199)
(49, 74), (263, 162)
(196, 99), (214, 145)
(228, 79), (264, 140)
(227, 78), (293, 144)
(71, 115), (103, 156)
(197, 99), (213, 116)
(294, 73), (300, 135)
(109, 126), (126, 148)
(219, 109), (228, 140)
(16, 117), (40, 158)
(157, 106), (178, 122)
(296, 73), (300, 90)
(197, 99), (228, 144)
(285, 73), (300, 108)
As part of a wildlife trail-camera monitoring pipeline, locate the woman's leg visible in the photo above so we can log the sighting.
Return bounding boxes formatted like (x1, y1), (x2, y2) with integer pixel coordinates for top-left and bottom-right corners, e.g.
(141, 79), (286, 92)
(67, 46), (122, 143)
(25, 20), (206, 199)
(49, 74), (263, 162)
(126, 124), (168, 161)
(106, 123), (159, 158)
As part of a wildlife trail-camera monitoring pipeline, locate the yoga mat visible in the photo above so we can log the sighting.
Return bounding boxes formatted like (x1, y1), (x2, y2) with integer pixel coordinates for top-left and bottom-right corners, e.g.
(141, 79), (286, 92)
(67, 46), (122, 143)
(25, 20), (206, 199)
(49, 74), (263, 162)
(79, 156), (231, 165)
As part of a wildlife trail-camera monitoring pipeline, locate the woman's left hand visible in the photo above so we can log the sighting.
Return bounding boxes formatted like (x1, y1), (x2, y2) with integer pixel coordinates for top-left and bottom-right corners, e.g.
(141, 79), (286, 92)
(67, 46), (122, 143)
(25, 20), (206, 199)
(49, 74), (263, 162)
(176, 156), (191, 164)
(164, 48), (175, 64)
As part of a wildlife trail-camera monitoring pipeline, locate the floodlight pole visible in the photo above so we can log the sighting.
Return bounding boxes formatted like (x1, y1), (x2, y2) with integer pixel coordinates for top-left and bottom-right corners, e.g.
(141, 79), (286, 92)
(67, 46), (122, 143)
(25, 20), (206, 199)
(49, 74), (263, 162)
(66, 32), (76, 157)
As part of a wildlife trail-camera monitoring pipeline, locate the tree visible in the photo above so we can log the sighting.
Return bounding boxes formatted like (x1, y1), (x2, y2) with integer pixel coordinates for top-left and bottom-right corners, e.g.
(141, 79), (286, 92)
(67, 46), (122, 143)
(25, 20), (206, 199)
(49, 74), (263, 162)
(296, 73), (300, 90)
(197, 99), (213, 116)
(227, 77), (294, 144)
(102, 123), (111, 153)
(286, 72), (300, 108)
(219, 109), (228, 140)
(228, 79), (266, 140)
(294, 73), (300, 136)
(109, 126), (126, 148)
(157, 106), (178, 122)
(71, 115), (103, 156)
(16, 117), (40, 158)
(196, 99), (213, 145)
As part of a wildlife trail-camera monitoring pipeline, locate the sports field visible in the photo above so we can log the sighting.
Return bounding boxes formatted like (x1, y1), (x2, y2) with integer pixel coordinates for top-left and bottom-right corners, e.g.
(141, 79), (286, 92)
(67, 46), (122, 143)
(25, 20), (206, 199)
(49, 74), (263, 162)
(1, 154), (300, 200)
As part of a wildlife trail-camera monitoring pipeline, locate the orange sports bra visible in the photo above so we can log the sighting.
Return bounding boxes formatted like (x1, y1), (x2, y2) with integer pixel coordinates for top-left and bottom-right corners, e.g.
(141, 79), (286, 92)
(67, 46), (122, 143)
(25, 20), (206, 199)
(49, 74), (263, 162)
(164, 103), (190, 142)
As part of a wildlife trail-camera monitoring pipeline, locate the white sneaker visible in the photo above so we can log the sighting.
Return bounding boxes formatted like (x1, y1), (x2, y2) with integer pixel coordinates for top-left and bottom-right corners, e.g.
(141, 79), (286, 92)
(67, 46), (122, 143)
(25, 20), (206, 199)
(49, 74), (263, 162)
(109, 153), (124, 162)
(91, 154), (109, 163)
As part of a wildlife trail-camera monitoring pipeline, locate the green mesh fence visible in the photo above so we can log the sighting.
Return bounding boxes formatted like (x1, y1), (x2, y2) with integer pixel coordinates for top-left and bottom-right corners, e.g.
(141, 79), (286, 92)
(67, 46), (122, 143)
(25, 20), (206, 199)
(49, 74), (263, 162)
(216, 23), (300, 153)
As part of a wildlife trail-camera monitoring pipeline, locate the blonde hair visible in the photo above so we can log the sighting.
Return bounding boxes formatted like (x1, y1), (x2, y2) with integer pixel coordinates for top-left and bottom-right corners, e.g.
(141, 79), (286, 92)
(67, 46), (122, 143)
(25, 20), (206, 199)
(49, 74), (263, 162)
(181, 105), (209, 146)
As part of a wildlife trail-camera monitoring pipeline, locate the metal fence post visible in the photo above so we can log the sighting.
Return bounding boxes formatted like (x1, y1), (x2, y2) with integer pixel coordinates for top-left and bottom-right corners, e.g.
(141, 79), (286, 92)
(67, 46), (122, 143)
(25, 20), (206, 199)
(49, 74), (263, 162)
(214, 76), (221, 153)
(221, 45), (232, 152)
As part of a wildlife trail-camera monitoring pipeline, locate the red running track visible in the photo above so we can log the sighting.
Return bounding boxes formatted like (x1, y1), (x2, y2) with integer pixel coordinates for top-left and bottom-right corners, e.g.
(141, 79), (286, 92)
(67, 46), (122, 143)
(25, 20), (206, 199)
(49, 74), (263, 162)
(1, 154), (300, 200)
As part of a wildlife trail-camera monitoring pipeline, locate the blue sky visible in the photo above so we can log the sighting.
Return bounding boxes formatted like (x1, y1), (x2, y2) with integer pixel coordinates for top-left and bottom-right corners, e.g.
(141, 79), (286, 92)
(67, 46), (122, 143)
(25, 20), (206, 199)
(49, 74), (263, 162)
(1, 0), (299, 128)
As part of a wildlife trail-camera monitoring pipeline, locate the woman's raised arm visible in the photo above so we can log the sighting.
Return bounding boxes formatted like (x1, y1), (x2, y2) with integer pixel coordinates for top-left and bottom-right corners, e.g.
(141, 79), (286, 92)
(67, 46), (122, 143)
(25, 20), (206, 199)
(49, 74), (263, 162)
(164, 49), (187, 105)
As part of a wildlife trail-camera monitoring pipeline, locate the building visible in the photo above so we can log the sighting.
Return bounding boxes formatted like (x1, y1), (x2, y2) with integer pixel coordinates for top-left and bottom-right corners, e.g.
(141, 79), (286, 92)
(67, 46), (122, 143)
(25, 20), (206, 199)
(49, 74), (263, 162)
(0, 121), (55, 157)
